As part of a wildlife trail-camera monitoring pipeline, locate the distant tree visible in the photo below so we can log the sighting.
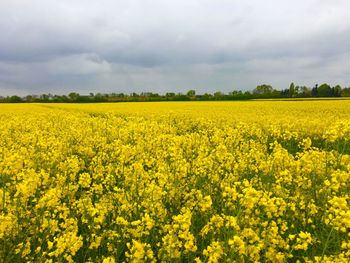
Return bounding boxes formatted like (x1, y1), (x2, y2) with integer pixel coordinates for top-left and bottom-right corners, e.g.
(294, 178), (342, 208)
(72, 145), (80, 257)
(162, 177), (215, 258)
(174, 93), (189, 101)
(54, 95), (69, 102)
(6, 83), (349, 103)
(280, 89), (289, 98)
(186, 90), (196, 98)
(214, 91), (224, 100)
(254, 84), (272, 94)
(229, 90), (246, 100)
(76, 95), (92, 103)
(311, 84), (318, 97)
(164, 93), (175, 101)
(253, 84), (274, 98)
(40, 94), (50, 102)
(25, 95), (37, 102)
(318, 83), (332, 97)
(299, 86), (311, 97)
(9, 95), (22, 103)
(94, 93), (108, 102)
(68, 92), (80, 102)
(201, 93), (213, 100)
(333, 85), (342, 97)
(243, 91), (253, 99)
(289, 82), (295, 97)
(341, 87), (350, 97)
(295, 86), (300, 96)
(140, 92), (160, 101)
(271, 89), (281, 98)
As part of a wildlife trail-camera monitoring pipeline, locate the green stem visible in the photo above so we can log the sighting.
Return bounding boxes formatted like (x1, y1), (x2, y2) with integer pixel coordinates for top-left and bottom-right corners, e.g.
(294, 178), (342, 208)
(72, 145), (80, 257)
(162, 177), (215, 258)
(2, 187), (5, 212)
(321, 227), (334, 260)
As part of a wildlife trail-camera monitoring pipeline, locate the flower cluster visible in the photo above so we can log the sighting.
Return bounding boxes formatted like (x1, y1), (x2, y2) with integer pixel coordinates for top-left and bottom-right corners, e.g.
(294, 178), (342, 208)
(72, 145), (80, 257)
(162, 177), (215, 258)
(1, 101), (350, 262)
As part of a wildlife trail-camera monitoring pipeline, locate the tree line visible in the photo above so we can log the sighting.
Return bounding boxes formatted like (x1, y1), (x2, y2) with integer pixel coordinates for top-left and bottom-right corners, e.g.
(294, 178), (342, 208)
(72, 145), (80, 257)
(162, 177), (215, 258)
(1, 83), (350, 103)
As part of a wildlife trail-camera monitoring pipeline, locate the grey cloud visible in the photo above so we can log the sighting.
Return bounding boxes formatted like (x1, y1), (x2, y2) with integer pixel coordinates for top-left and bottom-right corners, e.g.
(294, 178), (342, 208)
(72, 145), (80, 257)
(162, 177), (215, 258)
(1, 0), (350, 95)
(47, 54), (112, 76)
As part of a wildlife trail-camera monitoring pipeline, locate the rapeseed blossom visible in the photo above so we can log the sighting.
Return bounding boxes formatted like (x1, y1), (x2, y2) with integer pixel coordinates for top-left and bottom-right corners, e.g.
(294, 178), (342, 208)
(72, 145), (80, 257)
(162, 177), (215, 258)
(1, 101), (350, 262)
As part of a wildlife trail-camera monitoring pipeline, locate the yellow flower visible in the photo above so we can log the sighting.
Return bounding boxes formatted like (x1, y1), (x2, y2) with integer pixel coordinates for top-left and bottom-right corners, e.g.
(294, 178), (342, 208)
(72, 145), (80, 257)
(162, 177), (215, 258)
(203, 241), (224, 263)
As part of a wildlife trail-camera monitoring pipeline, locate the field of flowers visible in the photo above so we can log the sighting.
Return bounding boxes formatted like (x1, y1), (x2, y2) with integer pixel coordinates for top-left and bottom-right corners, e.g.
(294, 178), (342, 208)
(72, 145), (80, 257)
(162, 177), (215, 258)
(1, 101), (350, 262)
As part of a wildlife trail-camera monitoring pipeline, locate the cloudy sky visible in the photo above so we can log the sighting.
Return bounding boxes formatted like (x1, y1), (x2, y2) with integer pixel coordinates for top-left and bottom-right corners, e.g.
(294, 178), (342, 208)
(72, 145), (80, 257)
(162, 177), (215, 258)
(1, 0), (350, 96)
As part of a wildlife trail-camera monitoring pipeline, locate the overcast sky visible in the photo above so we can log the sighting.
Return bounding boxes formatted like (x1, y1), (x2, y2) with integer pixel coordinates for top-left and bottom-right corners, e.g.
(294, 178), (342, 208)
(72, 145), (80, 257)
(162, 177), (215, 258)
(1, 0), (350, 96)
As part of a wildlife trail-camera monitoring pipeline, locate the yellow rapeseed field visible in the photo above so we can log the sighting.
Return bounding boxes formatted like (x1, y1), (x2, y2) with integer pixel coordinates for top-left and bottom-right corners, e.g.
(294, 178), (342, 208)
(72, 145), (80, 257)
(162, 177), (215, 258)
(0, 101), (350, 262)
